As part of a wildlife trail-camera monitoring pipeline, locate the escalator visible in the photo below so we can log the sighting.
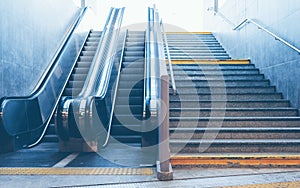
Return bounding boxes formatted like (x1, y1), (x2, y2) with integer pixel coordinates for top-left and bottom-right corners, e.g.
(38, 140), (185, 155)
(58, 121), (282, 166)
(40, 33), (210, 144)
(55, 7), (126, 151)
(43, 31), (102, 143)
(0, 7), (124, 153)
(63, 31), (102, 96)
(111, 31), (145, 145)
(0, 8), (91, 153)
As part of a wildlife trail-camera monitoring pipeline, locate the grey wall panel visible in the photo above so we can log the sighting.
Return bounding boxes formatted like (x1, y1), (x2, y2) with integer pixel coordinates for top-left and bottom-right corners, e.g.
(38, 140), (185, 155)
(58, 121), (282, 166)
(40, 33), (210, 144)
(0, 0), (79, 97)
(203, 0), (300, 111)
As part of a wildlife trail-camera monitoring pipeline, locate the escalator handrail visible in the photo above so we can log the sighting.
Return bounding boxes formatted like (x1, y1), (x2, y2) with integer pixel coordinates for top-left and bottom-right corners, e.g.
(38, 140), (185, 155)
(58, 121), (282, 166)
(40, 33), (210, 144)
(143, 10), (151, 117)
(78, 7), (125, 98)
(77, 7), (114, 97)
(32, 7), (88, 95)
(102, 29), (128, 147)
(144, 6), (161, 116)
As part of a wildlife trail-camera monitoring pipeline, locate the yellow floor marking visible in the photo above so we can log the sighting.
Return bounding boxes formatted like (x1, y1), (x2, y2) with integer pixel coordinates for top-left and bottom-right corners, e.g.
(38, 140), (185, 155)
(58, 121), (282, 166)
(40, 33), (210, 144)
(0, 168), (154, 175)
(167, 60), (250, 65)
(166, 32), (212, 34)
(222, 181), (300, 188)
(171, 155), (300, 166)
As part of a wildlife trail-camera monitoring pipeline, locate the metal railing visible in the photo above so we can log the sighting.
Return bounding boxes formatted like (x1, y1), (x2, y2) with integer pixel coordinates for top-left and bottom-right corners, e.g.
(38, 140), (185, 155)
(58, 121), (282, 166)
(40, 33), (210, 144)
(233, 18), (300, 54)
(210, 9), (300, 55)
(160, 20), (176, 95)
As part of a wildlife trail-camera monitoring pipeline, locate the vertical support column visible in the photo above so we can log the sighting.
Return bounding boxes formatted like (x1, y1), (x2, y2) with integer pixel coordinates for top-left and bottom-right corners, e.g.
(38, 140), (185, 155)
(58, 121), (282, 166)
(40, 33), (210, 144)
(81, 0), (86, 8)
(157, 74), (173, 181)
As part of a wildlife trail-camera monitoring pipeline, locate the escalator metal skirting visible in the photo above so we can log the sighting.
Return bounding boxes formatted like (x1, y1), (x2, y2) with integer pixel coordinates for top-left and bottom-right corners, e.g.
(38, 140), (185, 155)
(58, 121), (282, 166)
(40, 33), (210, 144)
(0, 168), (154, 175)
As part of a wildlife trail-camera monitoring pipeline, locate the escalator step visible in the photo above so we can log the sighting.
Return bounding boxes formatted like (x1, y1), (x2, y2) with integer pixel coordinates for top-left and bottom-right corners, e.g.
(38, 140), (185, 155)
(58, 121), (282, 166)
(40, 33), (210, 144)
(86, 41), (99, 47)
(67, 81), (85, 88)
(121, 68), (144, 74)
(118, 81), (144, 88)
(86, 38), (100, 42)
(79, 56), (94, 62)
(70, 74), (87, 81)
(83, 46), (97, 51)
(120, 74), (144, 81)
(74, 67), (90, 74)
(125, 46), (145, 51)
(63, 88), (82, 96)
(76, 61), (92, 68)
(89, 32), (102, 37)
(81, 51), (96, 56)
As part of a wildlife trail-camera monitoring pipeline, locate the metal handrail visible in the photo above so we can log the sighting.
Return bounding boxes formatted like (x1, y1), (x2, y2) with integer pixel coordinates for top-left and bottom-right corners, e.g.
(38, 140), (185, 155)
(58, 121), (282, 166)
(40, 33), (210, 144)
(233, 18), (300, 54)
(210, 8), (300, 55)
(160, 20), (176, 95)
(102, 29), (128, 147)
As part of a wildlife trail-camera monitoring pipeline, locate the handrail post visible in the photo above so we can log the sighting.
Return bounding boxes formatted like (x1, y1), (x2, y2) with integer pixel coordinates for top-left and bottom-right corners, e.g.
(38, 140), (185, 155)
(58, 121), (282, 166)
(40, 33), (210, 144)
(153, 6), (173, 181)
(157, 73), (173, 181)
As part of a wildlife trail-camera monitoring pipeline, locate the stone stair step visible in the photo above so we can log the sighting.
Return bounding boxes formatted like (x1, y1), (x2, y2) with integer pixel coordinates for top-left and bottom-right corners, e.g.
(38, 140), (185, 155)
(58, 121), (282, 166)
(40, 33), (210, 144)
(171, 69), (260, 75)
(169, 117), (300, 128)
(169, 100), (290, 108)
(173, 74), (265, 80)
(169, 127), (300, 139)
(171, 86), (276, 94)
(170, 139), (300, 153)
(169, 108), (298, 117)
(170, 93), (282, 100)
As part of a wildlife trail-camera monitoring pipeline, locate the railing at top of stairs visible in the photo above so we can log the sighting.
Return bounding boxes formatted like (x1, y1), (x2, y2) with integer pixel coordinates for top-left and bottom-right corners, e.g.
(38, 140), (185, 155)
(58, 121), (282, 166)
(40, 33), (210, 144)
(209, 7), (300, 55)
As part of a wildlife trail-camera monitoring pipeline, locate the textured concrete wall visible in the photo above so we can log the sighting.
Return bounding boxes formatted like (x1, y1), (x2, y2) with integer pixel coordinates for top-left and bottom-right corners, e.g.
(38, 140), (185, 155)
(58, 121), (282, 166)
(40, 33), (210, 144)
(203, 0), (300, 111)
(0, 0), (79, 97)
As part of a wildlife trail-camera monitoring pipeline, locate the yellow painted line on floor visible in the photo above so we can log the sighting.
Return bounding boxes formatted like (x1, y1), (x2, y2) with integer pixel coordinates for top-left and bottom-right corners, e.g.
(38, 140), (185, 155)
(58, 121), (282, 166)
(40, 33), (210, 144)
(0, 168), (154, 175)
(171, 155), (300, 166)
(222, 181), (300, 188)
(166, 32), (212, 34)
(167, 59), (250, 65)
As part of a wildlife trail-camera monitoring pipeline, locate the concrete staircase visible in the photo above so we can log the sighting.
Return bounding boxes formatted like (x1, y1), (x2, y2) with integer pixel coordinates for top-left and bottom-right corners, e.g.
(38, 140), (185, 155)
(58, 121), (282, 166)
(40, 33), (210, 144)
(166, 33), (300, 165)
